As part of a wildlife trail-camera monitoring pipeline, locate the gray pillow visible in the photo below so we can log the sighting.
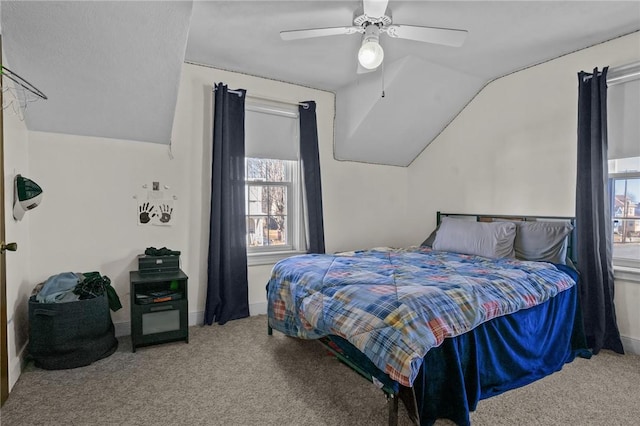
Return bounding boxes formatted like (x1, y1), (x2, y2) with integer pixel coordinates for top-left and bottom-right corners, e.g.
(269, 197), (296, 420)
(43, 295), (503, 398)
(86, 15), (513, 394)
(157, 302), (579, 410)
(514, 221), (573, 264)
(420, 225), (439, 247)
(432, 217), (516, 259)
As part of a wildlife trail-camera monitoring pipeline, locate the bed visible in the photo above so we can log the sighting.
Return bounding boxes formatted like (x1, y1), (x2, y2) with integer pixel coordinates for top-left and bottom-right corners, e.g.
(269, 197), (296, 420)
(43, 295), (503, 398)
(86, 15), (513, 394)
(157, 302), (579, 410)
(266, 212), (590, 425)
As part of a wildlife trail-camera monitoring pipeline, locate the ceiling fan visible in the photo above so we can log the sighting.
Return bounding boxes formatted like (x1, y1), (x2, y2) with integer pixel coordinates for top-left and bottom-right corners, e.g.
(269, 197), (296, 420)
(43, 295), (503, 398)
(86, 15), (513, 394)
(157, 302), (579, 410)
(280, 0), (468, 73)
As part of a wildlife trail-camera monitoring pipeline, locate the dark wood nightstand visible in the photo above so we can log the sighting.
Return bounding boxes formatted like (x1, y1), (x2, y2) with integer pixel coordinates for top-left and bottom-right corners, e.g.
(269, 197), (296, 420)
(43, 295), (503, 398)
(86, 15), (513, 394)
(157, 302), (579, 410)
(129, 269), (189, 352)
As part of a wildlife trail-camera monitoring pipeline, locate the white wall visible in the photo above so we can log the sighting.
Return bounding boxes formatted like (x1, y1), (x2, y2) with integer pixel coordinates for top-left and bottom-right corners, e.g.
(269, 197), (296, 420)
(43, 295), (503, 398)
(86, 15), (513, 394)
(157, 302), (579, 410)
(19, 63), (411, 345)
(27, 132), (189, 328)
(3, 92), (32, 388)
(407, 32), (640, 352)
(170, 63), (412, 314)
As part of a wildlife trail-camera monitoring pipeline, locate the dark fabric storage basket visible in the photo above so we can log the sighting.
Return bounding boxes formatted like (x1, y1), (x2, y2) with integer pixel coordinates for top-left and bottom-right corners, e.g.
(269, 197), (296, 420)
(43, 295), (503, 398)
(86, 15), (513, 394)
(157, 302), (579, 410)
(28, 293), (118, 370)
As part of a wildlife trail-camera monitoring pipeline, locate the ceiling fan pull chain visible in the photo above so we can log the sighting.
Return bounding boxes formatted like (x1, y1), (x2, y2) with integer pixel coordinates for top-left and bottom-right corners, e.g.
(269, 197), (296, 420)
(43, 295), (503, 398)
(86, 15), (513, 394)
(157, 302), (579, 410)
(381, 62), (385, 98)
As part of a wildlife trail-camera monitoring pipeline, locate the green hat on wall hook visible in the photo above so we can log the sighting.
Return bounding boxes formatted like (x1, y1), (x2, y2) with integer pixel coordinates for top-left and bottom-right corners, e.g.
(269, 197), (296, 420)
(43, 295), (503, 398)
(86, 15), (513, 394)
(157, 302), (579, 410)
(13, 174), (43, 221)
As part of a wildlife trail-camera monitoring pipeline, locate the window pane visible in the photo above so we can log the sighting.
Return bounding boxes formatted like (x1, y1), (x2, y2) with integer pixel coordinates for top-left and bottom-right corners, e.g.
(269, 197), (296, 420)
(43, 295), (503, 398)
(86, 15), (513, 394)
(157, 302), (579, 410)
(266, 186), (287, 216)
(613, 178), (640, 218)
(612, 176), (640, 262)
(267, 216), (287, 246)
(247, 186), (262, 214)
(613, 219), (640, 261)
(247, 216), (265, 247)
(246, 158), (290, 182)
(245, 184), (289, 248)
(247, 215), (288, 248)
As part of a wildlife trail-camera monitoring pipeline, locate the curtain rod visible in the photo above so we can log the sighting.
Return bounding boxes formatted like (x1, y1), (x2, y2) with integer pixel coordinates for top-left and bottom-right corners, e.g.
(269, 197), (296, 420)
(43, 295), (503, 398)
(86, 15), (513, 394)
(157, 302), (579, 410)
(607, 61), (640, 86)
(217, 85), (309, 109)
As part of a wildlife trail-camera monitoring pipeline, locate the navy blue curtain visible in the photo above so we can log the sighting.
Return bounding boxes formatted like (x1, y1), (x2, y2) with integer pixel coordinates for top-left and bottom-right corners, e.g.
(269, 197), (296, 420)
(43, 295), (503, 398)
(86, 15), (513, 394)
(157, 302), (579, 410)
(204, 83), (249, 325)
(575, 67), (624, 354)
(299, 101), (326, 254)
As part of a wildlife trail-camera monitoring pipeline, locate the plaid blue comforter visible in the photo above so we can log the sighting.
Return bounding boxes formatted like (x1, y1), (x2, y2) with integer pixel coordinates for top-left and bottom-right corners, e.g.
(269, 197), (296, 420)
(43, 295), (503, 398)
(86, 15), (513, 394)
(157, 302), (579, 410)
(267, 246), (576, 387)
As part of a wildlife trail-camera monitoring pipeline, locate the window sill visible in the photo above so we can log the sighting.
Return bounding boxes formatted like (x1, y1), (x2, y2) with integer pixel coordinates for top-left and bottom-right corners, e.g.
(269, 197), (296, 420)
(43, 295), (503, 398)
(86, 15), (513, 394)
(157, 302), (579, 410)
(613, 265), (640, 283)
(247, 250), (306, 267)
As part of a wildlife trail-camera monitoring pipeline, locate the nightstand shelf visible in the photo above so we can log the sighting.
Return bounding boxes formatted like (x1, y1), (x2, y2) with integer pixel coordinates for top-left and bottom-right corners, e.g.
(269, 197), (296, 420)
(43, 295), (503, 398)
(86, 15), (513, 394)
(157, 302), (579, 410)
(129, 270), (189, 352)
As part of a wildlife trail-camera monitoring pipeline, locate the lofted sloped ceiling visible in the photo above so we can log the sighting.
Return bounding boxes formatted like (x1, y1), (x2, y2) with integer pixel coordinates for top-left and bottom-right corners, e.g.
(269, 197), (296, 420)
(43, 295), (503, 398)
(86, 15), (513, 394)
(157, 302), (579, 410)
(334, 55), (485, 166)
(2, 1), (640, 166)
(187, 0), (640, 166)
(1, 1), (193, 144)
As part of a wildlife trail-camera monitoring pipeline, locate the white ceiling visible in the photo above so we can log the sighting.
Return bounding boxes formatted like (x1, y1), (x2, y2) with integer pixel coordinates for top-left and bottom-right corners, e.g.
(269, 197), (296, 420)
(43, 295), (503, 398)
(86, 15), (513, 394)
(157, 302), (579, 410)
(2, 0), (192, 144)
(2, 1), (640, 166)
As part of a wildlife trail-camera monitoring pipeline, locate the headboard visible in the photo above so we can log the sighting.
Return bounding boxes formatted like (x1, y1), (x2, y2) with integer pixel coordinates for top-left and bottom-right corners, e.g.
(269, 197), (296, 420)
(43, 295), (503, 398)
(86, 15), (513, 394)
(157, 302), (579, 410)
(436, 212), (578, 265)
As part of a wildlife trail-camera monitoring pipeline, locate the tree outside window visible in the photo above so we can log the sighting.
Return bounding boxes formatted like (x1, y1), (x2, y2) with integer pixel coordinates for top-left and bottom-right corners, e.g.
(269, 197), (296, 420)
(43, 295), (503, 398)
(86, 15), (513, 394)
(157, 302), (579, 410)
(246, 158), (292, 249)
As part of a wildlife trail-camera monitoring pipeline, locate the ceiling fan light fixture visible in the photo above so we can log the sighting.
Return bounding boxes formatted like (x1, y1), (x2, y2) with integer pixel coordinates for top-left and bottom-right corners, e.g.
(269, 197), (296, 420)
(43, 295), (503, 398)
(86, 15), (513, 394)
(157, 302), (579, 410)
(280, 1), (468, 74)
(358, 40), (384, 69)
(358, 25), (384, 69)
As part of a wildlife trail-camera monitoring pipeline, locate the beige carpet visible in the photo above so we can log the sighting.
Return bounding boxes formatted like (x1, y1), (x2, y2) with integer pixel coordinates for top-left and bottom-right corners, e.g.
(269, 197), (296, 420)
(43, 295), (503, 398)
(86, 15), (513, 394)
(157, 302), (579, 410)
(1, 315), (639, 425)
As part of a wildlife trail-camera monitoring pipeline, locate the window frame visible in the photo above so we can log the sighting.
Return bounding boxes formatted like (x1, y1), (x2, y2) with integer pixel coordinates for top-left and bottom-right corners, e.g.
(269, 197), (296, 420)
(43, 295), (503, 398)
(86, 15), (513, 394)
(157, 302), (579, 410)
(606, 62), (640, 282)
(245, 157), (306, 266)
(609, 171), (640, 274)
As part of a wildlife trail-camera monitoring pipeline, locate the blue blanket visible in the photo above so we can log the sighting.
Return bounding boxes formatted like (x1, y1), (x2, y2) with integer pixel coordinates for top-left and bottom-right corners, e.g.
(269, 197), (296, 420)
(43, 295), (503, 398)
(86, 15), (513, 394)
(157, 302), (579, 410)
(268, 247), (578, 387)
(320, 266), (589, 426)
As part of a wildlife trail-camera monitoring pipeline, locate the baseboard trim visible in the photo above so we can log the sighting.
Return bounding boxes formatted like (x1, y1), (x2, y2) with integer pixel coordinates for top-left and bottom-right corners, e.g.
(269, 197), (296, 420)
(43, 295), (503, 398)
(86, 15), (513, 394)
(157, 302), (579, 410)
(9, 343), (27, 390)
(114, 303), (267, 337)
(249, 301), (267, 316)
(621, 335), (640, 355)
(113, 321), (128, 337)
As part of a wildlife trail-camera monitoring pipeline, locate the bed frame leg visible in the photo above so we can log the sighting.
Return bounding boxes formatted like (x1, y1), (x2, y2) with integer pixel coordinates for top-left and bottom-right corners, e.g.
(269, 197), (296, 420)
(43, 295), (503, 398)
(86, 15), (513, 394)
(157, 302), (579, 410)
(267, 324), (273, 336)
(398, 385), (420, 425)
(387, 393), (399, 426)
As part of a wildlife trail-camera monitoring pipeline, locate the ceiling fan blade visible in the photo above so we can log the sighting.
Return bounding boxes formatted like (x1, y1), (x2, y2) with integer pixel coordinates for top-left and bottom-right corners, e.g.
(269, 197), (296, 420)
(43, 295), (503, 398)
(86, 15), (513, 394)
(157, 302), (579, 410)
(280, 26), (360, 41)
(386, 25), (468, 47)
(363, 0), (389, 18)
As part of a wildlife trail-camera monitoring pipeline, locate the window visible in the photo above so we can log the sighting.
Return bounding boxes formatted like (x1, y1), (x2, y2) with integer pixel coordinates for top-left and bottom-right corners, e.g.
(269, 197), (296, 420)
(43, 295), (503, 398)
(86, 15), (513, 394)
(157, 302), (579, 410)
(609, 159), (640, 265)
(246, 158), (298, 251)
(244, 102), (306, 263)
(607, 63), (640, 270)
